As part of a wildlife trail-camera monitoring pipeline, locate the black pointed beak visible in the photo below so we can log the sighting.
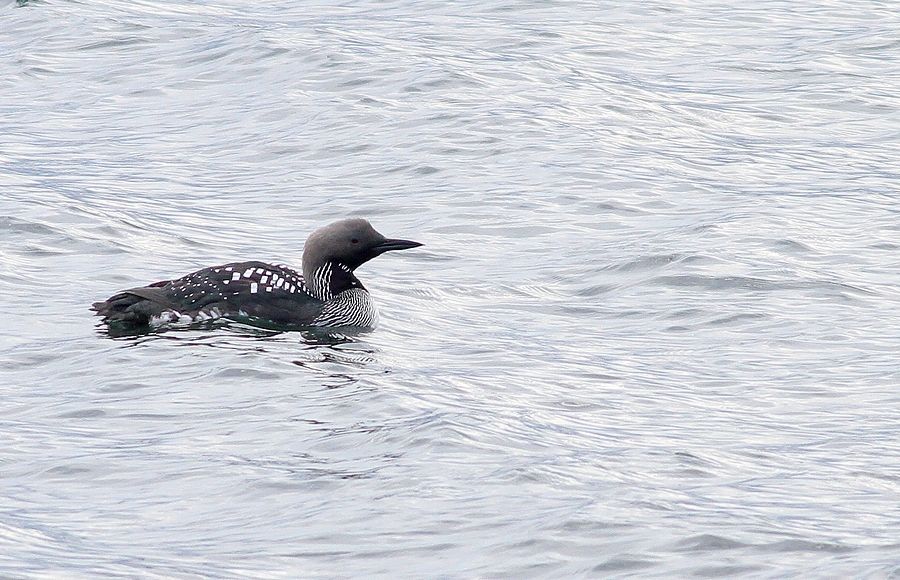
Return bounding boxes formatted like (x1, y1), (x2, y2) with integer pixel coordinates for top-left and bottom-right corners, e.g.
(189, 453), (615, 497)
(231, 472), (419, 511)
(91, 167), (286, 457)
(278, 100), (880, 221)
(373, 238), (423, 253)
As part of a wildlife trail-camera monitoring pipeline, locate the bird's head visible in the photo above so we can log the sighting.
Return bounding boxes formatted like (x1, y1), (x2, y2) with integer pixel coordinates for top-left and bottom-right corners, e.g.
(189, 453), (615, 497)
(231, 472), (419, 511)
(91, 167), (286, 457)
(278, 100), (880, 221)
(302, 218), (422, 281)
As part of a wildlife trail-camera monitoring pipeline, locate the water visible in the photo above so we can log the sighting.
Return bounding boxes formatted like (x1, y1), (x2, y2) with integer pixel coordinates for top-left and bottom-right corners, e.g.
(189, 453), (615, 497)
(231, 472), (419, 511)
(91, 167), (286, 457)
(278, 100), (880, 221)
(2, 0), (899, 576)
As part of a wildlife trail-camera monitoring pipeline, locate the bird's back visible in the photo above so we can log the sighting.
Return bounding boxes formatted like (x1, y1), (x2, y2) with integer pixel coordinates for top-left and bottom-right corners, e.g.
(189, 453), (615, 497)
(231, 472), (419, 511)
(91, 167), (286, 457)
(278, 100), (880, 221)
(93, 261), (326, 329)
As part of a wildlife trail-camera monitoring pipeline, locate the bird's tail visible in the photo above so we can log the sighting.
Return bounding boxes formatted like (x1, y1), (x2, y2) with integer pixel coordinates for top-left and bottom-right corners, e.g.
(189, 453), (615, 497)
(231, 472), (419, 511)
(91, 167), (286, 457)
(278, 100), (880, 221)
(91, 293), (156, 328)
(92, 284), (172, 329)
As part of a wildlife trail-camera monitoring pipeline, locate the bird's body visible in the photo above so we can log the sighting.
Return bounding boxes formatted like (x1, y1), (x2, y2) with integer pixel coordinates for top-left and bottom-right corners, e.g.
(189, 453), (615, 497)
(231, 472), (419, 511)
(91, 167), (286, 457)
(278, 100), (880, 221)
(93, 261), (365, 329)
(92, 219), (421, 331)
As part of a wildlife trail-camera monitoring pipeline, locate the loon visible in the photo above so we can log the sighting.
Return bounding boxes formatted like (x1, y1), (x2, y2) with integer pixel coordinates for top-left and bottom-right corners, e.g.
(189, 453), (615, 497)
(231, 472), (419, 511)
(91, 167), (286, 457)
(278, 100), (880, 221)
(92, 218), (422, 330)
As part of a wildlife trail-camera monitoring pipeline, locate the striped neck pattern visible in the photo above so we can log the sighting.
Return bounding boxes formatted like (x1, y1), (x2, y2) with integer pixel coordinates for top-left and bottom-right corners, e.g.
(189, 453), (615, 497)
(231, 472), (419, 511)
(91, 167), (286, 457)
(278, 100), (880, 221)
(310, 262), (334, 300)
(308, 261), (359, 301)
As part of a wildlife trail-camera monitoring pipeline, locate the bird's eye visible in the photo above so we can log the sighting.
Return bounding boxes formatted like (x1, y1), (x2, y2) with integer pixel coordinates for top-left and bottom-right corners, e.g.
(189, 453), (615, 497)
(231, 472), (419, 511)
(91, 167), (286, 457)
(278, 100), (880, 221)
(351, 238), (359, 244)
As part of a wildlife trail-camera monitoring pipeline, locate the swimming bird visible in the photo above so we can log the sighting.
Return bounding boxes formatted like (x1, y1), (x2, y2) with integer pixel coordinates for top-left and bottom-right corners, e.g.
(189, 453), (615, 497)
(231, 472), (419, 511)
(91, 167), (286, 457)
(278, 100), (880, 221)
(92, 218), (422, 330)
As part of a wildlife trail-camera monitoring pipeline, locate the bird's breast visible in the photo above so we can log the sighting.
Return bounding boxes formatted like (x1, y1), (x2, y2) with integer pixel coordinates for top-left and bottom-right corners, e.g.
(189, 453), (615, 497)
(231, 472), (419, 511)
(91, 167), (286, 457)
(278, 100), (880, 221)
(312, 288), (378, 328)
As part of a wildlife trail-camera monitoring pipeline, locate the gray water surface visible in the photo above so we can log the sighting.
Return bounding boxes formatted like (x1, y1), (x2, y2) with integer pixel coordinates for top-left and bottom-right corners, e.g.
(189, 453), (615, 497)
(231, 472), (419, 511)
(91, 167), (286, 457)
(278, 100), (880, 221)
(2, 0), (900, 577)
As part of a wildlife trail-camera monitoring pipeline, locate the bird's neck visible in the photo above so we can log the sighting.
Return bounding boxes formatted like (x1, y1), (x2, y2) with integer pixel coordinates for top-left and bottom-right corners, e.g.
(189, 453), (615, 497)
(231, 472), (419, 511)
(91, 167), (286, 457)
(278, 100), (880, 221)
(305, 260), (364, 301)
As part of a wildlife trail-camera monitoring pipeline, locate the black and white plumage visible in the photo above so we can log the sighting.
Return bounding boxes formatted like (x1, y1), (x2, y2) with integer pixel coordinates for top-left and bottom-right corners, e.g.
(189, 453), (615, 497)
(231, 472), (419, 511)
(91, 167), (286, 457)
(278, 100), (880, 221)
(92, 218), (422, 331)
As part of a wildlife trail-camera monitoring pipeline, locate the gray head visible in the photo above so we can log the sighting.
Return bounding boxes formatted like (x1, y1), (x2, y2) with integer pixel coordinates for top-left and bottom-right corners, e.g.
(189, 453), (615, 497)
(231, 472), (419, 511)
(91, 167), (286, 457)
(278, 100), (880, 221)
(302, 218), (421, 298)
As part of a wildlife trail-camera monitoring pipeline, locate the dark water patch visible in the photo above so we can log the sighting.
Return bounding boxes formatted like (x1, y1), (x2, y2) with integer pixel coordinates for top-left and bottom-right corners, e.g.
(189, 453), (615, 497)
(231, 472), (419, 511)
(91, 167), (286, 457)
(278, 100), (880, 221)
(650, 274), (783, 291)
(756, 539), (857, 554)
(706, 312), (768, 326)
(593, 557), (657, 572)
(573, 283), (617, 297)
(691, 564), (765, 577)
(673, 533), (748, 552)
(771, 238), (816, 254)
(57, 408), (107, 419)
(602, 253), (687, 273)
(77, 37), (150, 51)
